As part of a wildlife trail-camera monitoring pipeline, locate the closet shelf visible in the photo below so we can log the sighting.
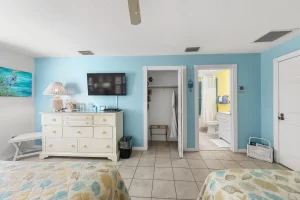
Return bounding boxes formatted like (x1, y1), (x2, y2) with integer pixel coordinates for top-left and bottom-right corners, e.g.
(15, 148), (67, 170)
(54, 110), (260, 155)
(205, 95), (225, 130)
(148, 85), (178, 88)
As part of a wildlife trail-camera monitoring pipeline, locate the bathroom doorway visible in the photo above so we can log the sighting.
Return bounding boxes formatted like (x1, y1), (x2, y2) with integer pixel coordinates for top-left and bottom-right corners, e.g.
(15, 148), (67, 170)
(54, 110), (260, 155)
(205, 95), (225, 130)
(194, 65), (238, 152)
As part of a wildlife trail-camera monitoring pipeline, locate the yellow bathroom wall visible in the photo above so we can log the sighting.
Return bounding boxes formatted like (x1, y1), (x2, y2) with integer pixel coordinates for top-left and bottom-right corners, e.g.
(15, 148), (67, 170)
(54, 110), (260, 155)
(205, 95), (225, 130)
(216, 70), (230, 112)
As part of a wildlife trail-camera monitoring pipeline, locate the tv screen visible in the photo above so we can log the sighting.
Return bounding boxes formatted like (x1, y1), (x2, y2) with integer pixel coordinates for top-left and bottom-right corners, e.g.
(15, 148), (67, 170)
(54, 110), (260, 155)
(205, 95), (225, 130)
(87, 73), (126, 95)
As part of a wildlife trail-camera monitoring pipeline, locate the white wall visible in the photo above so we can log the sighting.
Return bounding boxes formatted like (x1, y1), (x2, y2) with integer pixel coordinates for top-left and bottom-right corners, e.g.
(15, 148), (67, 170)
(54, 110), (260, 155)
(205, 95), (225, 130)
(0, 46), (35, 160)
(148, 71), (178, 141)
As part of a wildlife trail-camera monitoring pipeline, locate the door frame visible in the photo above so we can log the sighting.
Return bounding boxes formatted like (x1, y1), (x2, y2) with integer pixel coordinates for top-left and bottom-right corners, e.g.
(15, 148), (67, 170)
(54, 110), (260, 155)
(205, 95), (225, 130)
(273, 50), (300, 163)
(143, 66), (187, 151)
(194, 64), (238, 152)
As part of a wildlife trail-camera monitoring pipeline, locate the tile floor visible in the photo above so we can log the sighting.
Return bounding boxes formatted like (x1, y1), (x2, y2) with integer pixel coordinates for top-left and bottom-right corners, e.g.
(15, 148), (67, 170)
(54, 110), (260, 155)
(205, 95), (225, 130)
(19, 141), (290, 200)
(199, 129), (230, 151)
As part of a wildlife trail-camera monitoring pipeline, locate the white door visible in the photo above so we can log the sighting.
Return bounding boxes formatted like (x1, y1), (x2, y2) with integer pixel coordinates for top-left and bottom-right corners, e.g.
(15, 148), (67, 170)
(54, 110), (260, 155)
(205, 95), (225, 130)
(278, 55), (300, 171)
(177, 67), (186, 158)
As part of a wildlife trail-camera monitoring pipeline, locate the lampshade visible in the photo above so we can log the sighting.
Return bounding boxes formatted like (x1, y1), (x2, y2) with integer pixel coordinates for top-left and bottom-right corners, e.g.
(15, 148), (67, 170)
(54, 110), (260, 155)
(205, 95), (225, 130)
(43, 82), (66, 96)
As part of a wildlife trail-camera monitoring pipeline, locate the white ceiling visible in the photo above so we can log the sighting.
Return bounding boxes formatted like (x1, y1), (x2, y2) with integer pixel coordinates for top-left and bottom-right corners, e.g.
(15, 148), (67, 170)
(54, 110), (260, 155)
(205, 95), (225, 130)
(0, 0), (300, 57)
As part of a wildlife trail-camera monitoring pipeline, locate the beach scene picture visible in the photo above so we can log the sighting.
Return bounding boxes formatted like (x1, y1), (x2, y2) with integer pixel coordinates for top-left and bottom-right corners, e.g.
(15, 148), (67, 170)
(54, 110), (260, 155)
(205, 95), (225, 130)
(0, 66), (32, 97)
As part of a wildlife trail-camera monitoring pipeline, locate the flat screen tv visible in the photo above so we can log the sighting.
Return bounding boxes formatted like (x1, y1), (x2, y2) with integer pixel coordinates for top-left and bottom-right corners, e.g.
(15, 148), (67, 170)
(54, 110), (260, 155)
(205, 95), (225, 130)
(87, 73), (126, 95)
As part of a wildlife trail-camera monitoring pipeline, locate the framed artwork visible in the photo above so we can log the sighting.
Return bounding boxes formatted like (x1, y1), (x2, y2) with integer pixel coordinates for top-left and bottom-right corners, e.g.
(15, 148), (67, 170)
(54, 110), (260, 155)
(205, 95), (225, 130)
(0, 66), (32, 97)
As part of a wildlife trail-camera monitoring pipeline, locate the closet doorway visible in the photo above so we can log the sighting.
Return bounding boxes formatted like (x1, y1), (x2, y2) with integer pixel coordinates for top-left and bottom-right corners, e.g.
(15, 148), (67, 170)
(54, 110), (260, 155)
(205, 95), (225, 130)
(143, 66), (186, 158)
(194, 65), (238, 152)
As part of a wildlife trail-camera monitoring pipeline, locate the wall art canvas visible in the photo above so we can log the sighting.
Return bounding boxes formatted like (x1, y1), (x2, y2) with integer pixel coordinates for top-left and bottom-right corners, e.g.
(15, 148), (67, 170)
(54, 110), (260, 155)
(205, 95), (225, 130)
(0, 66), (32, 97)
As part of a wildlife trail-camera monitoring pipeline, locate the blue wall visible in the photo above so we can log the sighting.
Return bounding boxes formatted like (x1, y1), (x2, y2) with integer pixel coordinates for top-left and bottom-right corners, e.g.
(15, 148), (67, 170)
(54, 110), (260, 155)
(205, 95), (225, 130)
(35, 53), (261, 149)
(261, 36), (300, 144)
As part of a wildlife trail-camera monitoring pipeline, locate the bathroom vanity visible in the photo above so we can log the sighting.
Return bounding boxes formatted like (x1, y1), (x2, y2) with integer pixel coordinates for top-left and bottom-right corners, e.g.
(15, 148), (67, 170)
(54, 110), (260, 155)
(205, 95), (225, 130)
(216, 112), (231, 143)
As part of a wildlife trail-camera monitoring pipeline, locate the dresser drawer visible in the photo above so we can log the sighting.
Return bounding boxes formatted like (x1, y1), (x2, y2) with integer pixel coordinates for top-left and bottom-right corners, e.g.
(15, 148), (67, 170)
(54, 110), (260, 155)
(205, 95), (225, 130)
(63, 120), (93, 126)
(63, 116), (93, 121)
(78, 139), (113, 153)
(46, 138), (77, 152)
(63, 127), (93, 138)
(94, 115), (115, 126)
(42, 115), (62, 125)
(45, 126), (62, 138)
(94, 127), (113, 139)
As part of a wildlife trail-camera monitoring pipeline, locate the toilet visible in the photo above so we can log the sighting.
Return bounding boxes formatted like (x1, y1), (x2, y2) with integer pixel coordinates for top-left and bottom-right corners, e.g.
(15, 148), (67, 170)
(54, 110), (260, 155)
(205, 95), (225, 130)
(206, 121), (219, 134)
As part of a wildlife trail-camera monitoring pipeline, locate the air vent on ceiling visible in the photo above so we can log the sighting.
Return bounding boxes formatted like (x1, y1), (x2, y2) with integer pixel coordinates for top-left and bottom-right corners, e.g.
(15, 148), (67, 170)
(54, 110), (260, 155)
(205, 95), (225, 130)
(254, 30), (292, 42)
(78, 51), (94, 55)
(185, 47), (200, 52)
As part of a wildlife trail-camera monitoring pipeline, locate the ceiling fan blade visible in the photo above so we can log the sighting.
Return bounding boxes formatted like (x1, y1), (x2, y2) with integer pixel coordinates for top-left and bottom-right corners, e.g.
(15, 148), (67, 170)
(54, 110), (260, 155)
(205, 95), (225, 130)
(128, 0), (141, 25)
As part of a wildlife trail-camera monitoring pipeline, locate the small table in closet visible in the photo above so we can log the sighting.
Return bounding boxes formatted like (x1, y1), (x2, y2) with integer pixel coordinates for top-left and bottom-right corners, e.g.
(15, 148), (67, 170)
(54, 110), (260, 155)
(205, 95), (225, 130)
(149, 125), (168, 141)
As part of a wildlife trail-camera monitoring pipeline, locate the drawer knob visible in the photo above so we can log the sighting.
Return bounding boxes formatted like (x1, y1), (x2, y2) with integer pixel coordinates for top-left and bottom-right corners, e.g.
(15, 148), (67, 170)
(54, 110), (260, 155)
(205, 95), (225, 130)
(102, 119), (106, 122)
(70, 144), (75, 147)
(83, 145), (87, 148)
(86, 122), (88, 124)
(49, 144), (53, 147)
(102, 131), (106, 134)
(52, 119), (56, 122)
(77, 131), (81, 134)
(106, 145), (110, 148)
(52, 131), (56, 134)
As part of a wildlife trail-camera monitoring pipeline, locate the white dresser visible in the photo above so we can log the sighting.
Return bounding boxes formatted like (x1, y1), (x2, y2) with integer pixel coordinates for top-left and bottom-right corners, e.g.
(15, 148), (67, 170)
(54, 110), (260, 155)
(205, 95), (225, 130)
(40, 112), (123, 161)
(216, 112), (231, 143)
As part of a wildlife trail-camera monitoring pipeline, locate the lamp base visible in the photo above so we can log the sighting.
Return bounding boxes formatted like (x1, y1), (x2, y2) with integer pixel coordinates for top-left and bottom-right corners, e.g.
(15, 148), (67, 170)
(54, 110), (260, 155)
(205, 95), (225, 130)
(51, 96), (63, 112)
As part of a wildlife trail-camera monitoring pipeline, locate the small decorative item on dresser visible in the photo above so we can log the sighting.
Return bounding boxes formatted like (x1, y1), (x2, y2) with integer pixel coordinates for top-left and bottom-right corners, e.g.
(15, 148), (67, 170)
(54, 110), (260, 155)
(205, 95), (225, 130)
(43, 82), (66, 112)
(65, 102), (75, 112)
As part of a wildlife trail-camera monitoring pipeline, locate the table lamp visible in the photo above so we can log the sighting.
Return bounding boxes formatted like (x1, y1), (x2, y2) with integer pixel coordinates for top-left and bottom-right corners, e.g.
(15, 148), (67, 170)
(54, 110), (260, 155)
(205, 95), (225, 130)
(43, 82), (66, 112)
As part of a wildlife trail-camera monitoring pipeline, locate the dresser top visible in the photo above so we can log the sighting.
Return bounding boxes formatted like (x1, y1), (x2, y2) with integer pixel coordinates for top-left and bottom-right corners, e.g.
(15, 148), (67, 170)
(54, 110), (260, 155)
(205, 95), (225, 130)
(40, 111), (122, 115)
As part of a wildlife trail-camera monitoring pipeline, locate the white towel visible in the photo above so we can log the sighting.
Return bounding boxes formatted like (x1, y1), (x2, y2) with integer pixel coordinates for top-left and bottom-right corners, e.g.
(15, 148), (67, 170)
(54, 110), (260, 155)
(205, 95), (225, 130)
(170, 90), (178, 139)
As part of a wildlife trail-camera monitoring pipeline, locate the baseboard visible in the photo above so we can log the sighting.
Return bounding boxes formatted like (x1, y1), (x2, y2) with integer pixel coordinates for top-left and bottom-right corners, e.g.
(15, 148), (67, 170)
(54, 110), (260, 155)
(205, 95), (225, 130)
(237, 149), (247, 153)
(184, 148), (199, 152)
(132, 147), (146, 151)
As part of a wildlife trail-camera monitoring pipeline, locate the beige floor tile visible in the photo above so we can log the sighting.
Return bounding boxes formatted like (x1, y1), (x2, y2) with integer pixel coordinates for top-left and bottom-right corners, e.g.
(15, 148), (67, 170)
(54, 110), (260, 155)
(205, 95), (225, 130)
(198, 151), (217, 160)
(187, 159), (207, 168)
(191, 169), (211, 181)
(155, 158), (172, 168)
(118, 166), (136, 179)
(156, 146), (170, 152)
(121, 158), (140, 167)
(170, 152), (180, 159)
(134, 167), (154, 179)
(171, 159), (189, 168)
(229, 153), (251, 161)
(203, 160), (225, 169)
(173, 168), (195, 181)
(220, 160), (243, 169)
(154, 168), (173, 180)
(139, 158), (155, 167)
(254, 161), (290, 170)
(131, 198), (151, 200)
(152, 180), (176, 199)
(197, 181), (204, 190)
(238, 161), (261, 169)
(212, 152), (234, 160)
(152, 199), (176, 200)
(175, 181), (200, 200)
(131, 151), (143, 158)
(130, 179), (153, 197)
(142, 151), (156, 158)
(184, 152), (201, 160)
(123, 178), (132, 189)
(156, 151), (171, 158)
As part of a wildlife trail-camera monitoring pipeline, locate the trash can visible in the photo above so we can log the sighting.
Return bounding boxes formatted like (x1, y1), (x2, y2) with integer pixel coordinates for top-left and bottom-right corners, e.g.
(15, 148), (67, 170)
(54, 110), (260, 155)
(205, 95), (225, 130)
(119, 136), (132, 159)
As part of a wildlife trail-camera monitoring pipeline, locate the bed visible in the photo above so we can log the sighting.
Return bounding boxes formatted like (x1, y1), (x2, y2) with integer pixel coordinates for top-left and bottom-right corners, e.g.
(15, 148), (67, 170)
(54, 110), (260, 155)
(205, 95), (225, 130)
(198, 169), (300, 200)
(0, 161), (130, 200)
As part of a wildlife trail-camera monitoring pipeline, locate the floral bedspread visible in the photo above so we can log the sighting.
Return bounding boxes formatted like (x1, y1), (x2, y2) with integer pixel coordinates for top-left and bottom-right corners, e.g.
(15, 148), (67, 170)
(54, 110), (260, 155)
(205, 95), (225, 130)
(198, 169), (300, 200)
(0, 161), (130, 200)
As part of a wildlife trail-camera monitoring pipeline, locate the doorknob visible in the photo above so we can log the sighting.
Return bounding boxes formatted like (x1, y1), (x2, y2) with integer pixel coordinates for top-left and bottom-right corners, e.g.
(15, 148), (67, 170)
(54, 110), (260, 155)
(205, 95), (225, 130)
(278, 113), (285, 120)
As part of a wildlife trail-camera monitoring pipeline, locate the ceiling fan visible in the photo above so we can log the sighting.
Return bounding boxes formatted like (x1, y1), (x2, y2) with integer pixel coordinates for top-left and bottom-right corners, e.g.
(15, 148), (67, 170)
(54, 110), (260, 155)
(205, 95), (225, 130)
(127, 0), (141, 25)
